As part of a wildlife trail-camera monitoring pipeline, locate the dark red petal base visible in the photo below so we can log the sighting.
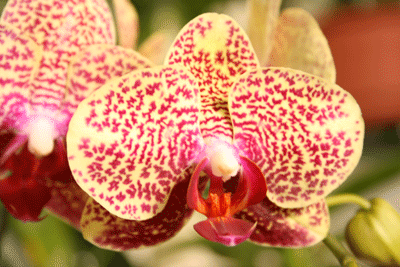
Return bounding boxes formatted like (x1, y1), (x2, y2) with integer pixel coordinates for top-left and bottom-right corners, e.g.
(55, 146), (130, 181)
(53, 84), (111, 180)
(0, 135), (72, 222)
(45, 174), (89, 230)
(235, 197), (329, 247)
(0, 174), (51, 222)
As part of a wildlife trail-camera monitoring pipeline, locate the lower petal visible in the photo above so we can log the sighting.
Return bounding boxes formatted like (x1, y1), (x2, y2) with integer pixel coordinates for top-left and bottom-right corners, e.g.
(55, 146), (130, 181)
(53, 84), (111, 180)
(80, 167), (196, 251)
(45, 176), (89, 230)
(193, 217), (256, 246)
(235, 197), (330, 247)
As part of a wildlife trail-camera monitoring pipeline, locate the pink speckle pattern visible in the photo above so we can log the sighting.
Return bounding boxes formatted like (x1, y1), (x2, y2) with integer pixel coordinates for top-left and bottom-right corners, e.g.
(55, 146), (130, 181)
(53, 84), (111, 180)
(230, 68), (364, 208)
(67, 66), (204, 220)
(66, 12), (364, 249)
(0, 24), (39, 130)
(61, 44), (154, 123)
(0, 0), (115, 133)
(80, 167), (196, 251)
(165, 13), (259, 142)
(236, 197), (329, 247)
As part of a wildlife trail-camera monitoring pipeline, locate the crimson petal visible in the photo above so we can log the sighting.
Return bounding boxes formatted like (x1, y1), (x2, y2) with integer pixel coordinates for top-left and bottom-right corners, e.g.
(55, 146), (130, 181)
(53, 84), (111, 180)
(45, 176), (89, 230)
(193, 217), (257, 247)
(0, 175), (51, 222)
(0, 144), (51, 222)
(187, 157), (209, 215)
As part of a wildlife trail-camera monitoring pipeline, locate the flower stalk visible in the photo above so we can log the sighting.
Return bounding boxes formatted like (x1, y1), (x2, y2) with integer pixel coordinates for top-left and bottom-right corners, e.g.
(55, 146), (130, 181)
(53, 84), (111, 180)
(326, 193), (371, 210)
(323, 233), (359, 267)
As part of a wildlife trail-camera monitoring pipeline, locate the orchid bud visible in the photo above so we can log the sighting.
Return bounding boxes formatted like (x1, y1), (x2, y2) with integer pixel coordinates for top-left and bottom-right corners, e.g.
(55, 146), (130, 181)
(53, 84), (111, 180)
(345, 198), (400, 266)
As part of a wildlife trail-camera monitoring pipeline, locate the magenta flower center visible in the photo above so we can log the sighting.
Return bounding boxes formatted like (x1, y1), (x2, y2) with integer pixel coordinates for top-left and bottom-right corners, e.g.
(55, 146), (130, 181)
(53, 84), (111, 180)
(186, 138), (267, 246)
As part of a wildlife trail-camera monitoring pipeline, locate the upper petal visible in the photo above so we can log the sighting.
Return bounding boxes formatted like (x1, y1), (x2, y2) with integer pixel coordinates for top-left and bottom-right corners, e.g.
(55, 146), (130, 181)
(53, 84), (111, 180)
(80, 167), (196, 251)
(1, 0), (115, 44)
(246, 0), (282, 66)
(60, 44), (154, 134)
(138, 31), (171, 65)
(230, 68), (364, 208)
(0, 24), (41, 129)
(165, 13), (259, 142)
(1, 0), (115, 112)
(67, 66), (204, 220)
(268, 8), (336, 83)
(235, 197), (330, 247)
(112, 0), (139, 49)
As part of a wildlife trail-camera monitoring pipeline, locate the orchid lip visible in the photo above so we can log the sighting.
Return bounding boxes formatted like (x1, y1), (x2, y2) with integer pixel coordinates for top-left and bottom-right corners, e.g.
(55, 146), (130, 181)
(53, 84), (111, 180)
(187, 140), (267, 246)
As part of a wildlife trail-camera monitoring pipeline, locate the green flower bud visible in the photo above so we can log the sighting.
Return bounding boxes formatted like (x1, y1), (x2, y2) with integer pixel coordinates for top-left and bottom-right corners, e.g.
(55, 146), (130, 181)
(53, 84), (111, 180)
(345, 198), (400, 266)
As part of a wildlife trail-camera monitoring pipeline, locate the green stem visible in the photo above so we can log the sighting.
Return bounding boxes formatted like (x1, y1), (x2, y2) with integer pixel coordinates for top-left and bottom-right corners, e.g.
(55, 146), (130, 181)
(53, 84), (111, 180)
(323, 233), (359, 267)
(326, 193), (371, 210)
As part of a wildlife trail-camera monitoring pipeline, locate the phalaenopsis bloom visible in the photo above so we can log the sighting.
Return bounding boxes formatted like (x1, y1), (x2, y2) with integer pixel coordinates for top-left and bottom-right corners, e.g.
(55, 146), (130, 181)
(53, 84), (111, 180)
(67, 10), (364, 250)
(0, 0), (153, 225)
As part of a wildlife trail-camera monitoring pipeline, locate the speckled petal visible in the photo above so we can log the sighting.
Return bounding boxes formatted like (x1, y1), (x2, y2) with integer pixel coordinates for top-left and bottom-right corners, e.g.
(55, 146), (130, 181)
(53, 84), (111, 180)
(1, 0), (115, 113)
(67, 66), (204, 220)
(165, 13), (259, 142)
(80, 168), (195, 251)
(235, 197), (330, 247)
(268, 8), (336, 83)
(230, 68), (364, 208)
(112, 0), (139, 49)
(247, 0), (282, 66)
(0, 24), (41, 129)
(61, 44), (154, 130)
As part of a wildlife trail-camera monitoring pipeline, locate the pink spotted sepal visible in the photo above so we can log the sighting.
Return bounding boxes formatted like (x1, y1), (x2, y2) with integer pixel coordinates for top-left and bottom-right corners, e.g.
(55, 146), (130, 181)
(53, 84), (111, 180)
(187, 155), (267, 246)
(165, 13), (260, 142)
(235, 198), (330, 247)
(79, 167), (200, 251)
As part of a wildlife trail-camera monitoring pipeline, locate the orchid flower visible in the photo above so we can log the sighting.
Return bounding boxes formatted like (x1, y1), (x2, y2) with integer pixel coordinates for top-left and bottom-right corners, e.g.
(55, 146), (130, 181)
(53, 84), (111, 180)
(247, 0), (336, 83)
(0, 0), (153, 225)
(67, 9), (364, 250)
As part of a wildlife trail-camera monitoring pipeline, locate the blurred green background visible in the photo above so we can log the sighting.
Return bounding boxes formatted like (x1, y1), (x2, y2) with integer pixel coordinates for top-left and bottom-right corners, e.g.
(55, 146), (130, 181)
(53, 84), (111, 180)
(0, 0), (400, 266)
